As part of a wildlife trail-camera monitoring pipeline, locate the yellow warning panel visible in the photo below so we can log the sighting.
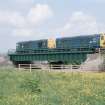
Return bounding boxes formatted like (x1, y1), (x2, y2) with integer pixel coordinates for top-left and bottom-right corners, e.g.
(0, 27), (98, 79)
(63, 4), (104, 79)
(48, 38), (56, 48)
(100, 33), (105, 48)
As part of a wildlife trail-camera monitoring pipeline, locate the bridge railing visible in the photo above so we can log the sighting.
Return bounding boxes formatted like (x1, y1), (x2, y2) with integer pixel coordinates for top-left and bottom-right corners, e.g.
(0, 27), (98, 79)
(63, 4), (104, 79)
(8, 49), (16, 54)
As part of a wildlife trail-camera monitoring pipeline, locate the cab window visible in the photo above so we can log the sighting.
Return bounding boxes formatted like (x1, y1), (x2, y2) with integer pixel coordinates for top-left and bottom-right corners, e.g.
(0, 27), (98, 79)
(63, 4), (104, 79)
(101, 36), (104, 40)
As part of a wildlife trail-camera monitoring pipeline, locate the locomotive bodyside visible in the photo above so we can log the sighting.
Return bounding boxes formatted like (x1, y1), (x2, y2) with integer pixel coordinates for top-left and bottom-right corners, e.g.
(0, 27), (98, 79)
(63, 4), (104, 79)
(56, 34), (100, 49)
(16, 34), (101, 52)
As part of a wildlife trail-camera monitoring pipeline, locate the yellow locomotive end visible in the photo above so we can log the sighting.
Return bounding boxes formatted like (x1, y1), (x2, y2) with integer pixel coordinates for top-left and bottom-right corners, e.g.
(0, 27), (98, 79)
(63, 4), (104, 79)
(48, 38), (56, 48)
(100, 33), (105, 48)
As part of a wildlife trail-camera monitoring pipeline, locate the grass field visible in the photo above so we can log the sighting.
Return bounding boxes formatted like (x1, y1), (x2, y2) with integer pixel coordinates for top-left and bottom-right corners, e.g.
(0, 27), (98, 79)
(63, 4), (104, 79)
(0, 69), (105, 105)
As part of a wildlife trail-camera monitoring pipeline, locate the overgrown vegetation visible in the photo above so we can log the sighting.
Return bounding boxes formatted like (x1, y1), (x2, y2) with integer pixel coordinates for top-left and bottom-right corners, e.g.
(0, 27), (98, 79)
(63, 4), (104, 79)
(0, 69), (105, 105)
(21, 78), (41, 93)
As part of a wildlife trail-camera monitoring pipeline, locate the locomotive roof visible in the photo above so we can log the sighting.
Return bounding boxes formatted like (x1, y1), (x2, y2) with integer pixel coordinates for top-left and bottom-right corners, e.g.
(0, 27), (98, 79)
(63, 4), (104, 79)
(17, 34), (100, 44)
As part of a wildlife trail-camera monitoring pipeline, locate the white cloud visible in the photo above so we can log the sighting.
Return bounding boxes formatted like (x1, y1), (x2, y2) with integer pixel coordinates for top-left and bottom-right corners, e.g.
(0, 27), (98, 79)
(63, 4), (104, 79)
(15, 0), (34, 4)
(59, 11), (101, 36)
(0, 11), (25, 27)
(0, 4), (53, 36)
(12, 29), (34, 37)
(27, 4), (53, 26)
(12, 29), (51, 39)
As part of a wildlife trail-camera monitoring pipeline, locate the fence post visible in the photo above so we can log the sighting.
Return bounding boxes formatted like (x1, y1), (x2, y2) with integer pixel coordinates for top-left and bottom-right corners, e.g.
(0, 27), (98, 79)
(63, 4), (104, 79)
(18, 64), (21, 71)
(61, 64), (64, 72)
(80, 65), (82, 70)
(70, 65), (72, 70)
(49, 64), (52, 72)
(29, 64), (32, 72)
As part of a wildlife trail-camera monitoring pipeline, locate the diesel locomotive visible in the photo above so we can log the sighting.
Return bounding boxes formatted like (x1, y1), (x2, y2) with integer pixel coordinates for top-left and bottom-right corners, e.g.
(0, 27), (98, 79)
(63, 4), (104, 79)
(8, 34), (105, 66)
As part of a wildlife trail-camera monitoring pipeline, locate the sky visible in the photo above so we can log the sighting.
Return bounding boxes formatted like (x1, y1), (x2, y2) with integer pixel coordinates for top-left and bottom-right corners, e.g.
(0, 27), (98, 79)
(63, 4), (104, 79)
(0, 0), (105, 53)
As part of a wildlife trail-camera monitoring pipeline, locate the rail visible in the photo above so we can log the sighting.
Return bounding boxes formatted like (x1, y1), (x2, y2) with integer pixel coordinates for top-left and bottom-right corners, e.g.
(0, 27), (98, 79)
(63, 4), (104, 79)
(18, 64), (84, 72)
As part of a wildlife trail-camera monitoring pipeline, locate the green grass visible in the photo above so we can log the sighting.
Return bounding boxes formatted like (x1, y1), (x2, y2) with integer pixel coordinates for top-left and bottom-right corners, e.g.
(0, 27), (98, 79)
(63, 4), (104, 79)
(0, 69), (105, 105)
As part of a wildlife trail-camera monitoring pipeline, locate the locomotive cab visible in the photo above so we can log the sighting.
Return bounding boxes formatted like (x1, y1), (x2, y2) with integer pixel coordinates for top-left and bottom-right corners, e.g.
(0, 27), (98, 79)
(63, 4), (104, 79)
(100, 33), (105, 48)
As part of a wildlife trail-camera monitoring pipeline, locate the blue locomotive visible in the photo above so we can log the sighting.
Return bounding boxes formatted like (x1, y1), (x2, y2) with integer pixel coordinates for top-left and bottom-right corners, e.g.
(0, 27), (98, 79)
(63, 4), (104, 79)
(8, 33), (105, 66)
